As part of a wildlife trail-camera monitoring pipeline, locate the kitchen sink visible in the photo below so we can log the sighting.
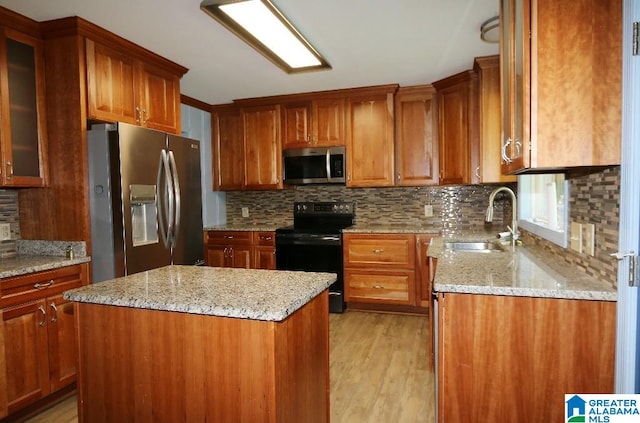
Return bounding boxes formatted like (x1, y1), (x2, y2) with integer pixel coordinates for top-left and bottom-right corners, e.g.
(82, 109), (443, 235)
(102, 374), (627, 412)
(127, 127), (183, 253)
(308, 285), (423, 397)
(442, 240), (505, 253)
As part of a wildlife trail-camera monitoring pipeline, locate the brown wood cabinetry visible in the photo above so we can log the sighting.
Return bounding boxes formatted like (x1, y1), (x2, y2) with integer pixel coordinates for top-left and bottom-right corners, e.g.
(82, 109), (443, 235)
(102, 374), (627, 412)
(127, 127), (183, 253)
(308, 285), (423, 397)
(86, 39), (181, 134)
(204, 231), (253, 268)
(346, 87), (396, 187)
(212, 105), (244, 190)
(394, 86), (439, 186)
(0, 264), (89, 418)
(281, 97), (346, 149)
(436, 293), (615, 422)
(343, 233), (417, 308)
(242, 104), (282, 190)
(0, 23), (48, 187)
(500, 0), (621, 173)
(281, 102), (311, 149)
(253, 231), (276, 270)
(18, 17), (187, 250)
(433, 70), (478, 185)
(204, 231), (276, 270)
(473, 55), (515, 183)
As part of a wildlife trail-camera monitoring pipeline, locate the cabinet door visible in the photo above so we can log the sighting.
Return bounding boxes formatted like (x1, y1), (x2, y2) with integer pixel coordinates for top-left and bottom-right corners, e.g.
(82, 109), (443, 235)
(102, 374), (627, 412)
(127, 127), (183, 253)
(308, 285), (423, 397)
(205, 244), (228, 267)
(46, 295), (77, 392)
(434, 71), (477, 185)
(0, 29), (47, 187)
(139, 62), (181, 134)
(253, 246), (275, 270)
(281, 102), (311, 149)
(85, 39), (139, 126)
(312, 97), (345, 147)
(213, 106), (245, 190)
(242, 105), (282, 189)
(1, 300), (50, 414)
(346, 92), (395, 187)
(229, 246), (252, 269)
(394, 86), (439, 186)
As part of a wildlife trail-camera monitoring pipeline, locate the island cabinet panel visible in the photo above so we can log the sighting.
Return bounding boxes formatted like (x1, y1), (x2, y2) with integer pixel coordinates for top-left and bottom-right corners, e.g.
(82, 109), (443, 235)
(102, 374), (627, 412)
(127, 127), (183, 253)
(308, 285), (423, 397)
(74, 291), (330, 423)
(204, 231), (252, 268)
(437, 293), (615, 422)
(0, 263), (88, 419)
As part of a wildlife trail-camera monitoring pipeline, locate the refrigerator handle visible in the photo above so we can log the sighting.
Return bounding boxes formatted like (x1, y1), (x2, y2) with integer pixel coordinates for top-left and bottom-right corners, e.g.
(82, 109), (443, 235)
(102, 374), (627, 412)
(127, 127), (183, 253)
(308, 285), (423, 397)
(156, 149), (174, 249)
(168, 150), (181, 250)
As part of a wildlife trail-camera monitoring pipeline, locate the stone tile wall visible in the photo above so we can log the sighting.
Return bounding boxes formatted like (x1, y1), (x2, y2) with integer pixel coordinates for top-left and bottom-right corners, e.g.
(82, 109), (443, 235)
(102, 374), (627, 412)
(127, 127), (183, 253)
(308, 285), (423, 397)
(0, 190), (19, 258)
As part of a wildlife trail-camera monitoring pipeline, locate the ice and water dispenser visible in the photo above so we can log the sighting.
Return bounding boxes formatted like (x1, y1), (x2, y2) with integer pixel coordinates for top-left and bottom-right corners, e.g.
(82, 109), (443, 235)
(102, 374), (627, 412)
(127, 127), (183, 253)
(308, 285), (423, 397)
(129, 184), (159, 246)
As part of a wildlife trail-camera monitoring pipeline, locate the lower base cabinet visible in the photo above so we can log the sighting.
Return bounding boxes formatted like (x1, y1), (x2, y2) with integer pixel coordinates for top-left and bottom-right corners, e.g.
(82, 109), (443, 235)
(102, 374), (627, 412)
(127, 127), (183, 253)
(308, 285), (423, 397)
(437, 292), (615, 422)
(0, 263), (89, 419)
(204, 231), (275, 270)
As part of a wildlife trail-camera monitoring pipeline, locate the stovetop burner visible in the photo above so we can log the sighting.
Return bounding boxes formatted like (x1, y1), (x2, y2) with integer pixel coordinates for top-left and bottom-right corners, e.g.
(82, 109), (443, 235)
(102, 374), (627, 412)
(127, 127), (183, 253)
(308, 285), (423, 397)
(276, 201), (355, 234)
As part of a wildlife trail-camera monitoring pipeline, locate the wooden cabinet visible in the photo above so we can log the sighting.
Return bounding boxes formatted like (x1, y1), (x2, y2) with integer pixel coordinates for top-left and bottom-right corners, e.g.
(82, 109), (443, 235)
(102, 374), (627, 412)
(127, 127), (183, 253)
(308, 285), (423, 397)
(436, 293), (615, 422)
(253, 231), (276, 270)
(204, 231), (252, 268)
(212, 104), (244, 190)
(415, 235), (433, 309)
(394, 85), (439, 186)
(0, 27), (48, 187)
(242, 104), (282, 190)
(500, 0), (621, 173)
(473, 55), (515, 183)
(281, 97), (346, 149)
(0, 264), (89, 418)
(86, 39), (181, 134)
(433, 70), (478, 185)
(346, 86), (397, 187)
(343, 233), (416, 307)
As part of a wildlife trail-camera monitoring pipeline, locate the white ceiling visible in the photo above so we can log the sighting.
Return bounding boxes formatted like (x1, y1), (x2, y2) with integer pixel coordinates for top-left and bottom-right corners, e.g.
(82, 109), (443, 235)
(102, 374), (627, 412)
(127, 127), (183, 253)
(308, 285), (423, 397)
(0, 0), (500, 105)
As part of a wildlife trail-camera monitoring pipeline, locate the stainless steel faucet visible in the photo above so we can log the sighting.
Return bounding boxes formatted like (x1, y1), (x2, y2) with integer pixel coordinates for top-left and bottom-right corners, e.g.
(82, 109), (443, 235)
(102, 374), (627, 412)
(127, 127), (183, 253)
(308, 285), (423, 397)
(485, 186), (519, 246)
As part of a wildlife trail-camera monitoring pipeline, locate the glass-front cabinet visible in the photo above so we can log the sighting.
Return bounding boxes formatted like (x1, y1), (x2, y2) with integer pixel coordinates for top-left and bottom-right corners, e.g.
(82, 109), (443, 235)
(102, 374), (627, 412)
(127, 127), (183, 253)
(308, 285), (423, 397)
(0, 28), (47, 187)
(500, 0), (529, 173)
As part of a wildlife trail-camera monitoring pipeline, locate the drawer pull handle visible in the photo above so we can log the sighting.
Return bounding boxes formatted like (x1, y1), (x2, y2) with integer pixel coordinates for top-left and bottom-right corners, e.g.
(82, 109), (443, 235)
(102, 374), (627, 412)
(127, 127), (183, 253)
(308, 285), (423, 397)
(34, 280), (55, 289)
(260, 236), (272, 241)
(38, 306), (46, 326)
(373, 285), (385, 289)
(50, 303), (58, 323)
(224, 235), (234, 239)
(372, 249), (384, 253)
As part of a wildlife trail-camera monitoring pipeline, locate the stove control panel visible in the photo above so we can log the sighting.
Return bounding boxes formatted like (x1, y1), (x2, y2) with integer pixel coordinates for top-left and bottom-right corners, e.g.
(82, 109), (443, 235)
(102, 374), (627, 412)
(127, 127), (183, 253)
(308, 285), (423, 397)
(294, 201), (355, 215)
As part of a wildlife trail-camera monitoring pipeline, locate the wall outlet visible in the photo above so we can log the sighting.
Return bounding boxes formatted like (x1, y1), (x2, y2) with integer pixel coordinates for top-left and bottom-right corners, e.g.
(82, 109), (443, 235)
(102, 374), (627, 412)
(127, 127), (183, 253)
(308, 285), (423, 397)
(424, 204), (433, 217)
(570, 222), (583, 253)
(582, 223), (595, 256)
(241, 207), (249, 218)
(0, 223), (10, 241)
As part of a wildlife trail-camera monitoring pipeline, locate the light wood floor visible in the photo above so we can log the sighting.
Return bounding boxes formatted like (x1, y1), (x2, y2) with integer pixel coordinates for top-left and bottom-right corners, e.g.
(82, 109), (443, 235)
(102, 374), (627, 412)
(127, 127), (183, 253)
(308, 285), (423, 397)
(25, 311), (434, 423)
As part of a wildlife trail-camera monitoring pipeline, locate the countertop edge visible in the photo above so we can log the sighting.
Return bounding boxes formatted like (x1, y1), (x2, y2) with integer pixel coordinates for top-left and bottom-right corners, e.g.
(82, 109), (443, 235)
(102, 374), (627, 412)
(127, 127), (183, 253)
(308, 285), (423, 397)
(0, 256), (91, 279)
(433, 283), (617, 302)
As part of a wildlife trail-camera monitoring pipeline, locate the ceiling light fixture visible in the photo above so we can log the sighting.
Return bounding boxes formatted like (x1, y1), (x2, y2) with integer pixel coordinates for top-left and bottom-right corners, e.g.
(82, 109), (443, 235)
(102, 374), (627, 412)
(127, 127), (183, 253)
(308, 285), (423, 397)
(200, 0), (331, 73)
(480, 15), (500, 43)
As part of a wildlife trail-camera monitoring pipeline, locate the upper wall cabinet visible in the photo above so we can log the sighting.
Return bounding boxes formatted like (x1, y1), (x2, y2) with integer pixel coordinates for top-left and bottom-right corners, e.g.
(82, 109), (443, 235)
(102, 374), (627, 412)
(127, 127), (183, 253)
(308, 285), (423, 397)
(346, 86), (397, 187)
(394, 85), (439, 186)
(0, 27), (48, 187)
(433, 71), (477, 185)
(242, 104), (282, 190)
(281, 97), (345, 149)
(212, 104), (244, 191)
(500, 0), (621, 173)
(86, 39), (182, 134)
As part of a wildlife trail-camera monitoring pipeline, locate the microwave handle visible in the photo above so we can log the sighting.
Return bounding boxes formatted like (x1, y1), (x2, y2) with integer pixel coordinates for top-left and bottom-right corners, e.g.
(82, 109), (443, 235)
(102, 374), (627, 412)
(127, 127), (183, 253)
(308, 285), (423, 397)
(326, 148), (332, 182)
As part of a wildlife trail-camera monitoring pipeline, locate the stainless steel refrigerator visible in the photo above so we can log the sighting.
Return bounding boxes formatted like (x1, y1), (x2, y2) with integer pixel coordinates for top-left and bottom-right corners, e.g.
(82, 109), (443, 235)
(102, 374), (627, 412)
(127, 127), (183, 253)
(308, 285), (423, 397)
(88, 122), (204, 282)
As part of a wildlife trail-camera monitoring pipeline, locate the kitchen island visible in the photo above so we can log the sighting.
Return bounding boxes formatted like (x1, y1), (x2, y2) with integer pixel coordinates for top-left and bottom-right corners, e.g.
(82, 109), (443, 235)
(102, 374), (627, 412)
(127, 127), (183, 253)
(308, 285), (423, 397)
(63, 265), (335, 423)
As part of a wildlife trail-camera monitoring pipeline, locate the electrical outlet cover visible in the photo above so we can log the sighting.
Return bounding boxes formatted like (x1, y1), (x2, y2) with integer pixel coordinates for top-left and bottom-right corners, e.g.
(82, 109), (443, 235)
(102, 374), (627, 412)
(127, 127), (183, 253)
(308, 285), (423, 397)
(0, 223), (10, 241)
(424, 205), (433, 217)
(241, 207), (249, 218)
(583, 223), (595, 256)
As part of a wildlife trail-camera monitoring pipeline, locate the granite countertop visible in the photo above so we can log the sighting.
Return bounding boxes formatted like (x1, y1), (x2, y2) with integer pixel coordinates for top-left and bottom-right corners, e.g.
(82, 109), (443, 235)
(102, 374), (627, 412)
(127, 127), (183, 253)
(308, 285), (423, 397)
(428, 236), (616, 301)
(64, 265), (336, 322)
(204, 223), (286, 232)
(344, 224), (441, 234)
(0, 255), (91, 279)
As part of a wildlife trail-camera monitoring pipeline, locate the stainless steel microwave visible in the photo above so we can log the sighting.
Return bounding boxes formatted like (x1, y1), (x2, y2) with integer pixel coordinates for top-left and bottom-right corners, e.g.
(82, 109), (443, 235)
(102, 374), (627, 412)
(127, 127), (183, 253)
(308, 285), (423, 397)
(282, 146), (346, 185)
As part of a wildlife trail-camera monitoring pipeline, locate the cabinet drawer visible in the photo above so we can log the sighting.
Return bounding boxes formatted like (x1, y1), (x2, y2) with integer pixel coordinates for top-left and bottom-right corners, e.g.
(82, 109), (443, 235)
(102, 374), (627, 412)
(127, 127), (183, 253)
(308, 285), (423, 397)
(253, 231), (275, 247)
(205, 231), (252, 245)
(344, 269), (414, 305)
(0, 265), (84, 308)
(343, 234), (415, 268)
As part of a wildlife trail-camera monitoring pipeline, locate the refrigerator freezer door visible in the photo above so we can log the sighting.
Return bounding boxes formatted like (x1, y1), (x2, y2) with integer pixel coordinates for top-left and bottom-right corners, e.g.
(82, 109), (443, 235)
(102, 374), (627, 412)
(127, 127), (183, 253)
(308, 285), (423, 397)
(110, 123), (172, 276)
(168, 135), (204, 265)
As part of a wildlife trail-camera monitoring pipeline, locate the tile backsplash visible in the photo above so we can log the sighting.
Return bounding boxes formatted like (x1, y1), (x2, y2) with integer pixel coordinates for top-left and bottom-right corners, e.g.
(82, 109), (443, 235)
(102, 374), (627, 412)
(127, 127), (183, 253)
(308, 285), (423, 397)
(0, 190), (20, 257)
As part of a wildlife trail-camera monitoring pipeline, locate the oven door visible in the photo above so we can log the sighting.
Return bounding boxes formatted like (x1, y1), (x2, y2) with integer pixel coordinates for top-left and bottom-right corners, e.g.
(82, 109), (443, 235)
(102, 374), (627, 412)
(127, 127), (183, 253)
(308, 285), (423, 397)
(275, 232), (345, 313)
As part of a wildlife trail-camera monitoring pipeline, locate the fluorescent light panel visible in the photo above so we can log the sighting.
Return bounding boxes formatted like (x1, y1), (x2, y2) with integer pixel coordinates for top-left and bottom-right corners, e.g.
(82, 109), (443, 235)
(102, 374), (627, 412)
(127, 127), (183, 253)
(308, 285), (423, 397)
(201, 0), (331, 73)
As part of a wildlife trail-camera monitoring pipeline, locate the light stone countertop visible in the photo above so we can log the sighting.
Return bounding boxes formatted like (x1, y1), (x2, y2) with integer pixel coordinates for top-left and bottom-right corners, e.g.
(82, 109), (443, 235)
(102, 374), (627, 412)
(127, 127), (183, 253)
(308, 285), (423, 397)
(0, 255), (91, 279)
(344, 224), (441, 234)
(203, 224), (286, 232)
(428, 237), (616, 301)
(64, 265), (336, 321)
